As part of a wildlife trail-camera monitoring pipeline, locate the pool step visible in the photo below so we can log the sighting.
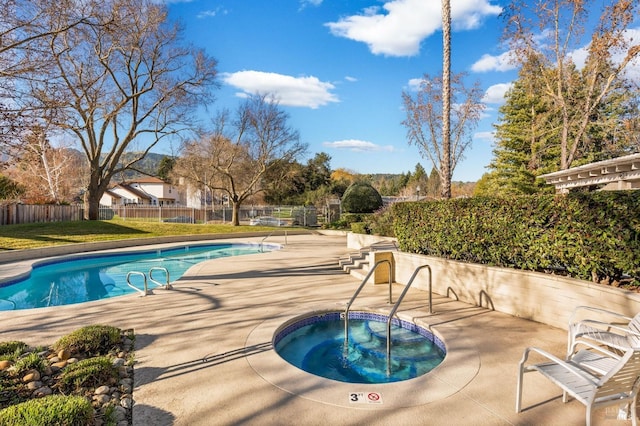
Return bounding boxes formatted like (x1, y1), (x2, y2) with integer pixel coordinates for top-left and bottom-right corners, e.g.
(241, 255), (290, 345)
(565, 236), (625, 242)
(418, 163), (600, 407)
(366, 321), (427, 344)
(339, 241), (398, 281)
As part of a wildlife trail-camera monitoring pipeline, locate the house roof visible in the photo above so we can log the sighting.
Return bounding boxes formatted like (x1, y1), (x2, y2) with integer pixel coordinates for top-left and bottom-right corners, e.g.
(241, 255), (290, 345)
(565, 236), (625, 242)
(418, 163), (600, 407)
(117, 184), (152, 200)
(125, 176), (166, 184)
(539, 153), (640, 191)
(104, 190), (122, 199)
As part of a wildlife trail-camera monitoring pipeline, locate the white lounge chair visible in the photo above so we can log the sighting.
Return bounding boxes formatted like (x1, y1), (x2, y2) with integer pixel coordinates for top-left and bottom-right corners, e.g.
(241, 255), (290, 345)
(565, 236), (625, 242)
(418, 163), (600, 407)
(516, 345), (640, 425)
(568, 306), (640, 356)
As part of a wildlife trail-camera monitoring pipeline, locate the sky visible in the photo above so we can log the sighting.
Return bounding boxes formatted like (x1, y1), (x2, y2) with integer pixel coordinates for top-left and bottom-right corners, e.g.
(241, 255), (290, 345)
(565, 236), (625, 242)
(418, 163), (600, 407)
(160, 0), (639, 182)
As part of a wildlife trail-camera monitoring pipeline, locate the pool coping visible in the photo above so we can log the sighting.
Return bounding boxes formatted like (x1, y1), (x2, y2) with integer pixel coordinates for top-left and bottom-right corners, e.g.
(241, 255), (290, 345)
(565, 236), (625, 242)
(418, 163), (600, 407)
(245, 306), (479, 409)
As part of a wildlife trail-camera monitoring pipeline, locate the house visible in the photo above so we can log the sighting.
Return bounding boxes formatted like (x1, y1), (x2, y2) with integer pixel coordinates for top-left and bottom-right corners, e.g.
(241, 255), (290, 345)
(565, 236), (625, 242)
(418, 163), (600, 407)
(539, 153), (640, 193)
(100, 177), (182, 206)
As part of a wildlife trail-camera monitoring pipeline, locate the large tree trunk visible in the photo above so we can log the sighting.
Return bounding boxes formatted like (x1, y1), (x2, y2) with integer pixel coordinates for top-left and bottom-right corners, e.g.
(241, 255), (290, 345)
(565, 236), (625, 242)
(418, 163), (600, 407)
(441, 0), (452, 198)
(231, 201), (240, 226)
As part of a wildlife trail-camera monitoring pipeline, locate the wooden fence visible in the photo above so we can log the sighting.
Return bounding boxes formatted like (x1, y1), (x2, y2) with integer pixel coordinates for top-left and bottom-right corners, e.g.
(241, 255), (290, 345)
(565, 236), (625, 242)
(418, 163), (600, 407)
(0, 204), (83, 225)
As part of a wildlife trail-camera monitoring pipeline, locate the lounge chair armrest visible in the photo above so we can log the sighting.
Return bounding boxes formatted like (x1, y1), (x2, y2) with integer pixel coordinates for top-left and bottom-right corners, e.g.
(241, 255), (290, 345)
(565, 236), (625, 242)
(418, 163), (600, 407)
(569, 306), (633, 326)
(520, 347), (599, 385)
(569, 340), (623, 360)
(572, 320), (640, 337)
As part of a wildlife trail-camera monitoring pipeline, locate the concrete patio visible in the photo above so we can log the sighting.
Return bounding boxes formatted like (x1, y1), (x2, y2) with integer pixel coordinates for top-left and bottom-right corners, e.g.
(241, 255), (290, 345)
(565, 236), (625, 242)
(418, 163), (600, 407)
(0, 233), (632, 425)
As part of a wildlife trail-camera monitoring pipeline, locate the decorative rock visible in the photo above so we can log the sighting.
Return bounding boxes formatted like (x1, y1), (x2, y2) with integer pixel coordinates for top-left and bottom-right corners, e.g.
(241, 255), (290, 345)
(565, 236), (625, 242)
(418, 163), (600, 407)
(67, 357), (78, 364)
(112, 358), (125, 367)
(51, 360), (67, 369)
(26, 381), (43, 390)
(58, 349), (71, 361)
(93, 394), (110, 405)
(37, 350), (48, 358)
(120, 397), (133, 409)
(114, 406), (127, 422)
(33, 386), (52, 397)
(49, 356), (60, 363)
(43, 366), (53, 376)
(95, 385), (110, 395)
(23, 370), (40, 382)
(0, 360), (11, 370)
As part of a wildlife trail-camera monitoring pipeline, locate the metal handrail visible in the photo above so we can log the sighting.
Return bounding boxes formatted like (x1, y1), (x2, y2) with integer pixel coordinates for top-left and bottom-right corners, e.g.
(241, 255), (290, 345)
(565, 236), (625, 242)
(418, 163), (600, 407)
(260, 230), (287, 252)
(149, 267), (172, 290)
(126, 271), (150, 296)
(0, 298), (16, 310)
(385, 264), (432, 375)
(343, 259), (392, 350)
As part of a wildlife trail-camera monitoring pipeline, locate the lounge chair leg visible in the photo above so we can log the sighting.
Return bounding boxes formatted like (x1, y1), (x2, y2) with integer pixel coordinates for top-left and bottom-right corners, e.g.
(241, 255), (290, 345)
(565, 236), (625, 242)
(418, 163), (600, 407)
(516, 366), (524, 413)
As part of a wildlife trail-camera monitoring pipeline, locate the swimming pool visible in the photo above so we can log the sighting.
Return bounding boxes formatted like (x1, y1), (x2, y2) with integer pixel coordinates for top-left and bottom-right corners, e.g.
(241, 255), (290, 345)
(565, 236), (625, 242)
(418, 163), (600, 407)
(0, 242), (277, 310)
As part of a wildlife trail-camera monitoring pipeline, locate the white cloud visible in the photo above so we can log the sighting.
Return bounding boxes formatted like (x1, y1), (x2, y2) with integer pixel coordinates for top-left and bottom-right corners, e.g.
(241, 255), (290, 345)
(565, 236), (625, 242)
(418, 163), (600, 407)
(325, 0), (501, 57)
(482, 82), (513, 104)
(196, 7), (228, 19)
(322, 139), (395, 152)
(345, 76), (358, 82)
(221, 70), (339, 109)
(471, 51), (518, 72)
(588, 27), (640, 82)
(407, 78), (423, 91)
(474, 131), (495, 143)
(300, 0), (322, 7)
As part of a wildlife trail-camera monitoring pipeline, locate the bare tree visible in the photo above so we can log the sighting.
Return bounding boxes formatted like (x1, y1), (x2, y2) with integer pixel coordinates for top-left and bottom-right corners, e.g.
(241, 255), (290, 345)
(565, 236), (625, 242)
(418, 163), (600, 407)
(10, 128), (82, 203)
(0, 0), (95, 151)
(402, 73), (485, 197)
(502, 0), (640, 170)
(174, 94), (307, 226)
(6, 0), (218, 218)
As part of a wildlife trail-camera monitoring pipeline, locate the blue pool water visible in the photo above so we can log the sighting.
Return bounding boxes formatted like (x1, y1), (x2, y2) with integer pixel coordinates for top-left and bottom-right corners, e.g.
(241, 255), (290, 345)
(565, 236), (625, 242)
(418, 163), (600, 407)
(274, 312), (446, 383)
(0, 243), (273, 310)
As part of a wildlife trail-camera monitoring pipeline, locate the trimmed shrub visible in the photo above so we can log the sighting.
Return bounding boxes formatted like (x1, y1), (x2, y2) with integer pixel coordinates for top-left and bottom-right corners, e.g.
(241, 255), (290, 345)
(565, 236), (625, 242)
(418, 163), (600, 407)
(341, 182), (383, 213)
(392, 192), (640, 286)
(350, 222), (368, 234)
(0, 395), (93, 426)
(365, 205), (395, 237)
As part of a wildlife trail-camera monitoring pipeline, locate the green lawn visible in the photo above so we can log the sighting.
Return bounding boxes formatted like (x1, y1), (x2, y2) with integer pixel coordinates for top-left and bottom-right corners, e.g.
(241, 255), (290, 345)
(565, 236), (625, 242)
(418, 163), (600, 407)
(0, 219), (280, 251)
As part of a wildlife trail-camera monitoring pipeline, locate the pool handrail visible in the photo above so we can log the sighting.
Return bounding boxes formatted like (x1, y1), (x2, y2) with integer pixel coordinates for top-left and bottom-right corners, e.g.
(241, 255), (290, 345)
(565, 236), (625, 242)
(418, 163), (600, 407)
(126, 271), (150, 296)
(260, 230), (287, 252)
(386, 264), (432, 375)
(149, 267), (172, 290)
(343, 259), (392, 350)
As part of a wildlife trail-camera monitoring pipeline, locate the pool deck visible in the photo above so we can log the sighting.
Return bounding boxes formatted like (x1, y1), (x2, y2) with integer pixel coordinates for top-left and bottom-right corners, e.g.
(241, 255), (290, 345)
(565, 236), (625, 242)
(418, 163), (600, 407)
(0, 233), (631, 425)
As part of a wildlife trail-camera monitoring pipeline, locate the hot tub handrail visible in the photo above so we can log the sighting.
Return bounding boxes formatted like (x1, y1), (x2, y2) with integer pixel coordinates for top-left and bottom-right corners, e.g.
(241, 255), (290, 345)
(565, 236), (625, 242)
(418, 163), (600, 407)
(126, 271), (150, 296)
(386, 264), (432, 376)
(149, 266), (172, 290)
(344, 259), (392, 349)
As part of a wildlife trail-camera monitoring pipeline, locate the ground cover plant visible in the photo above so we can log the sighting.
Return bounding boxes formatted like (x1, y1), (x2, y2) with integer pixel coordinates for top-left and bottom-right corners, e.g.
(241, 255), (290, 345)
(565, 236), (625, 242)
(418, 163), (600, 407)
(0, 325), (134, 425)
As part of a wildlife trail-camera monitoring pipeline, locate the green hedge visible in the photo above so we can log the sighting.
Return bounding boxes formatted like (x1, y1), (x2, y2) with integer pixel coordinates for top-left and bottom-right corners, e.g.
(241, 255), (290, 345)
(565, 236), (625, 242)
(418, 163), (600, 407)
(392, 192), (640, 285)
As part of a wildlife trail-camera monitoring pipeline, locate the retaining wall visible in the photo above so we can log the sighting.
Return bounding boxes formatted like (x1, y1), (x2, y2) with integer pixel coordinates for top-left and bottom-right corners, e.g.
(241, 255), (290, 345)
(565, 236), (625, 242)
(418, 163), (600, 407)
(347, 232), (640, 331)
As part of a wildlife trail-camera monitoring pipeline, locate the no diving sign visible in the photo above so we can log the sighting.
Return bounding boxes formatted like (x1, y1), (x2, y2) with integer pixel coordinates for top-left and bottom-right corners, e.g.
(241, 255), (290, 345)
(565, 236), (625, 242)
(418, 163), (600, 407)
(349, 392), (383, 404)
